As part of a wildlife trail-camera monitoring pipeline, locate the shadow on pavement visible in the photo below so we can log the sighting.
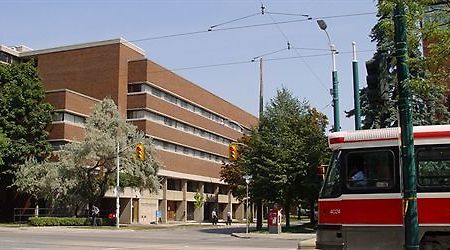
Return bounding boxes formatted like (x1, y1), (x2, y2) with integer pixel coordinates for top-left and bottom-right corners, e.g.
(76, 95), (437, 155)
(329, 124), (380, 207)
(199, 225), (251, 235)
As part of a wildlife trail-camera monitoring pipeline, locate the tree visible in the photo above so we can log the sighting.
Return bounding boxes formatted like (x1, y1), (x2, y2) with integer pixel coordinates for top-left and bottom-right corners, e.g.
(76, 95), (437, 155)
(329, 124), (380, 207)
(193, 191), (205, 223)
(221, 88), (328, 228)
(348, 0), (450, 128)
(14, 97), (161, 213)
(0, 131), (9, 166)
(0, 61), (53, 188)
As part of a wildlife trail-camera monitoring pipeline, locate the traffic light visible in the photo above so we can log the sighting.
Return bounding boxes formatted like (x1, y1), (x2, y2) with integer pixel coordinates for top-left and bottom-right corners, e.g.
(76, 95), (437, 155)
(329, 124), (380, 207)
(136, 143), (145, 161)
(228, 144), (239, 161)
(365, 53), (389, 102)
(317, 165), (328, 180)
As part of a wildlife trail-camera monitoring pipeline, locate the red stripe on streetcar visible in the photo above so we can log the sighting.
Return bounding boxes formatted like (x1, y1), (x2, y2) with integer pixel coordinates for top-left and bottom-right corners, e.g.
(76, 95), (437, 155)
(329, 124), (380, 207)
(418, 198), (450, 224)
(329, 137), (345, 144)
(319, 199), (403, 225)
(329, 137), (396, 145)
(414, 131), (450, 139)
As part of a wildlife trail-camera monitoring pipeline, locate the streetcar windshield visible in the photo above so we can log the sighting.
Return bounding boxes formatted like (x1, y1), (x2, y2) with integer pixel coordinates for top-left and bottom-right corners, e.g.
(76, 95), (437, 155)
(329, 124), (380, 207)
(320, 151), (341, 198)
(417, 147), (450, 187)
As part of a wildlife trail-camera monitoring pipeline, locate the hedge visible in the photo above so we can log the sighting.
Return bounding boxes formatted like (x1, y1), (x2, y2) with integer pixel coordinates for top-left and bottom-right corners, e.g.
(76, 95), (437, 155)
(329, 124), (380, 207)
(28, 217), (115, 226)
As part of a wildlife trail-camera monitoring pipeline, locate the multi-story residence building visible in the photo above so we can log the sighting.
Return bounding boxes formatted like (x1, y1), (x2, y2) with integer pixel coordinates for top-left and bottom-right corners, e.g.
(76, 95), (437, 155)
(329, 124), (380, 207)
(0, 38), (258, 224)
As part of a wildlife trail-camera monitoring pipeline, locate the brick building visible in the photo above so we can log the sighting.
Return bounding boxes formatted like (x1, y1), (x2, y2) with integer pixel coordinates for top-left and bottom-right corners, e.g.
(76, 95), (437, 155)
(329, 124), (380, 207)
(0, 38), (258, 224)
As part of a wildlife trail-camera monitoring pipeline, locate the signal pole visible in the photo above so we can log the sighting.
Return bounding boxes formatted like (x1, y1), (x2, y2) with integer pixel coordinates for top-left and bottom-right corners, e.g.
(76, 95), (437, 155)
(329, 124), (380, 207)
(394, 3), (419, 249)
(352, 42), (361, 130)
(116, 141), (120, 229)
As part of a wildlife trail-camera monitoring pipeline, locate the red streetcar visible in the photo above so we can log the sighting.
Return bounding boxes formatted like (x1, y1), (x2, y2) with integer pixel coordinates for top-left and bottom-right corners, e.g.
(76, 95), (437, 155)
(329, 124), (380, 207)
(317, 125), (450, 249)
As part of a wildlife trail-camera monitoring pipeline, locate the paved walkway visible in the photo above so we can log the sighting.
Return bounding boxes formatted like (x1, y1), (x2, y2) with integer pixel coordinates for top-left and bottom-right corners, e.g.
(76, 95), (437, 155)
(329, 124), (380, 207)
(231, 232), (316, 249)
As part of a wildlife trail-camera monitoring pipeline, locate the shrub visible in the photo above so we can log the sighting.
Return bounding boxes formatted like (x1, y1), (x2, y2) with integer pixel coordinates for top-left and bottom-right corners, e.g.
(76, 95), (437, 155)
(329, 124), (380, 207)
(28, 217), (114, 226)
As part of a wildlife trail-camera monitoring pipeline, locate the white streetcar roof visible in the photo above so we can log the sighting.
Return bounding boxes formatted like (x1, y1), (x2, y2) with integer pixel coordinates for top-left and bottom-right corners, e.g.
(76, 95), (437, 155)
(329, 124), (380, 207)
(328, 125), (450, 150)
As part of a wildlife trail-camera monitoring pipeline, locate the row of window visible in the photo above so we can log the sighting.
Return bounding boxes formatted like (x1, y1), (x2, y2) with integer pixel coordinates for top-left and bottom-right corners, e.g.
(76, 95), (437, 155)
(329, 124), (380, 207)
(127, 110), (233, 146)
(0, 51), (19, 64)
(128, 83), (249, 134)
(321, 146), (450, 198)
(49, 140), (67, 151)
(52, 111), (86, 125)
(166, 179), (229, 194)
(153, 138), (226, 163)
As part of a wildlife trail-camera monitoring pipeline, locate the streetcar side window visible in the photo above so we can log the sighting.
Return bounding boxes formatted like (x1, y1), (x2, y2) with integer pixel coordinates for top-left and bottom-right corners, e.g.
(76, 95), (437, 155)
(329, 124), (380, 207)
(320, 151), (341, 198)
(417, 147), (450, 187)
(346, 150), (395, 190)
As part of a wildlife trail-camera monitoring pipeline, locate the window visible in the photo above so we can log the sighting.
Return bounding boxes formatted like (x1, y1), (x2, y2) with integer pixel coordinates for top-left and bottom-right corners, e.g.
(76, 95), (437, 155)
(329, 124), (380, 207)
(167, 178), (182, 191)
(218, 185), (228, 195)
(417, 147), (450, 187)
(50, 141), (67, 151)
(346, 150), (395, 190)
(187, 181), (199, 192)
(151, 88), (163, 97)
(53, 111), (86, 125)
(127, 110), (144, 119)
(204, 183), (215, 194)
(53, 112), (64, 121)
(128, 84), (142, 93)
(320, 152), (341, 198)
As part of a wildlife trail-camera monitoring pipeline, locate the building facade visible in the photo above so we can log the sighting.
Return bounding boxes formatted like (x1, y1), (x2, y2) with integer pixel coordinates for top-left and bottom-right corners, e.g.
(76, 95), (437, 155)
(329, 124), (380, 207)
(1, 38), (258, 224)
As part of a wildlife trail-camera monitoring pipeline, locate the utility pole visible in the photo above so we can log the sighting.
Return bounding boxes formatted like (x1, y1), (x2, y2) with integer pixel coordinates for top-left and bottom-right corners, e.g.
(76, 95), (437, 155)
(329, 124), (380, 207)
(352, 42), (361, 130)
(256, 57), (263, 230)
(317, 19), (340, 132)
(331, 43), (340, 132)
(116, 141), (120, 229)
(394, 3), (419, 249)
(259, 58), (264, 118)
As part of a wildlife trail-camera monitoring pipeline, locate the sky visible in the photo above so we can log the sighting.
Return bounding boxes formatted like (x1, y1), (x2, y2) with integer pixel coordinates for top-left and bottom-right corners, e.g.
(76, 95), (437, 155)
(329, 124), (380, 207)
(1, 0), (379, 132)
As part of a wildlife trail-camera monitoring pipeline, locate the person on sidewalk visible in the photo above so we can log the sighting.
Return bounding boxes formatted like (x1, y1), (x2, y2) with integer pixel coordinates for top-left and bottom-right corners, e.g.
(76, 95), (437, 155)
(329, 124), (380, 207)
(226, 211), (232, 225)
(211, 210), (217, 225)
(91, 205), (99, 226)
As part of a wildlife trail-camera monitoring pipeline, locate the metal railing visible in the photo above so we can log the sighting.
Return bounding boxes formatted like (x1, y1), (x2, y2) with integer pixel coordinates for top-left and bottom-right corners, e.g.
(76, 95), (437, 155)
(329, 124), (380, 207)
(14, 207), (70, 224)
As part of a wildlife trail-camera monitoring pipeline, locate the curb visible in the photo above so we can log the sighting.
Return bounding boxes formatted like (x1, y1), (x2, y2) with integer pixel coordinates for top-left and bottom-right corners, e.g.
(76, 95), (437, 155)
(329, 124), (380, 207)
(231, 232), (250, 239)
(297, 238), (316, 249)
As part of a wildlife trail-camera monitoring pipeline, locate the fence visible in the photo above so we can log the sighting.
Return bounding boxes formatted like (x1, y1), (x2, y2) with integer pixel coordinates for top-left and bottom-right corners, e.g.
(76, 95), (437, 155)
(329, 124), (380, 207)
(13, 207), (116, 224)
(14, 207), (71, 224)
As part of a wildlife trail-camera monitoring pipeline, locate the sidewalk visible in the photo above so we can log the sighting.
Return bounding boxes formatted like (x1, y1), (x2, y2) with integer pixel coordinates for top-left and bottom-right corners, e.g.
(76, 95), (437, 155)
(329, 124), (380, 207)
(231, 232), (316, 249)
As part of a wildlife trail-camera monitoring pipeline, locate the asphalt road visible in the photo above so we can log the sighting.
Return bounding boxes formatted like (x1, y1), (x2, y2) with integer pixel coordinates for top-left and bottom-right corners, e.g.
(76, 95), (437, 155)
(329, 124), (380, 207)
(0, 225), (310, 250)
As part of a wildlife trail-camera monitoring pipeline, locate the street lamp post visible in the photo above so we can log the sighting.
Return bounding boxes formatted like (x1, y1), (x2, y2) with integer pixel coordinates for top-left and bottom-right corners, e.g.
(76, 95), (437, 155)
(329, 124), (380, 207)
(317, 19), (340, 132)
(243, 175), (252, 234)
(116, 141), (120, 229)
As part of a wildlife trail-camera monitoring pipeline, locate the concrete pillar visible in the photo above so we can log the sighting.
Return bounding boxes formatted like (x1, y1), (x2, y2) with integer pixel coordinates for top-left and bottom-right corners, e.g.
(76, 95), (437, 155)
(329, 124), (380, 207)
(160, 177), (168, 223)
(176, 180), (187, 221)
(120, 198), (132, 224)
(139, 192), (158, 224)
(224, 190), (232, 220)
(234, 202), (244, 221)
(194, 182), (204, 222)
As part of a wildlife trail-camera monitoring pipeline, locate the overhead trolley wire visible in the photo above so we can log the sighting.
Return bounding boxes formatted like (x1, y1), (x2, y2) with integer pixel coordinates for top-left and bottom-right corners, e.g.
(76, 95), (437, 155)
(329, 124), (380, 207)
(128, 12), (376, 43)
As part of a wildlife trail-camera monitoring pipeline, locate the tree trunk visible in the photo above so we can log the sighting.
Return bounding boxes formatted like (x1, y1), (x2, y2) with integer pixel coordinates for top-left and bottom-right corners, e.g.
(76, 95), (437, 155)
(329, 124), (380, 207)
(284, 200), (291, 228)
(309, 200), (315, 224)
(256, 200), (263, 230)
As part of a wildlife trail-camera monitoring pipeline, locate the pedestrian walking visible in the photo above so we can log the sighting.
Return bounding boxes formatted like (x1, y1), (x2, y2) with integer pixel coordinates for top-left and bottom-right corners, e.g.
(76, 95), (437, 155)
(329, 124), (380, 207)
(91, 205), (99, 226)
(211, 210), (217, 225)
(226, 211), (232, 225)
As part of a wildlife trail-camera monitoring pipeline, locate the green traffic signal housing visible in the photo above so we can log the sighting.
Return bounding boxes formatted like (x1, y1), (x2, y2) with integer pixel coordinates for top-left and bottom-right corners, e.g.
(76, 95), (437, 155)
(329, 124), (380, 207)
(365, 52), (389, 102)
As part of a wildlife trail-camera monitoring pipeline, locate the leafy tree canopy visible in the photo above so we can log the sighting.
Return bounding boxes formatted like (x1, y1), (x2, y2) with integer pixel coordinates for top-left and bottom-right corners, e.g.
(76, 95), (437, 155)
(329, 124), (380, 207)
(14, 98), (161, 212)
(0, 61), (53, 188)
(348, 0), (450, 128)
(221, 88), (329, 226)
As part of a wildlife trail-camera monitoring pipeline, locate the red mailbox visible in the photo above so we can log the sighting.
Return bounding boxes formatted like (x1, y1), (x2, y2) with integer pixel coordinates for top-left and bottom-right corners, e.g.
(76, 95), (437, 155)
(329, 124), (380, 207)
(268, 209), (281, 233)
